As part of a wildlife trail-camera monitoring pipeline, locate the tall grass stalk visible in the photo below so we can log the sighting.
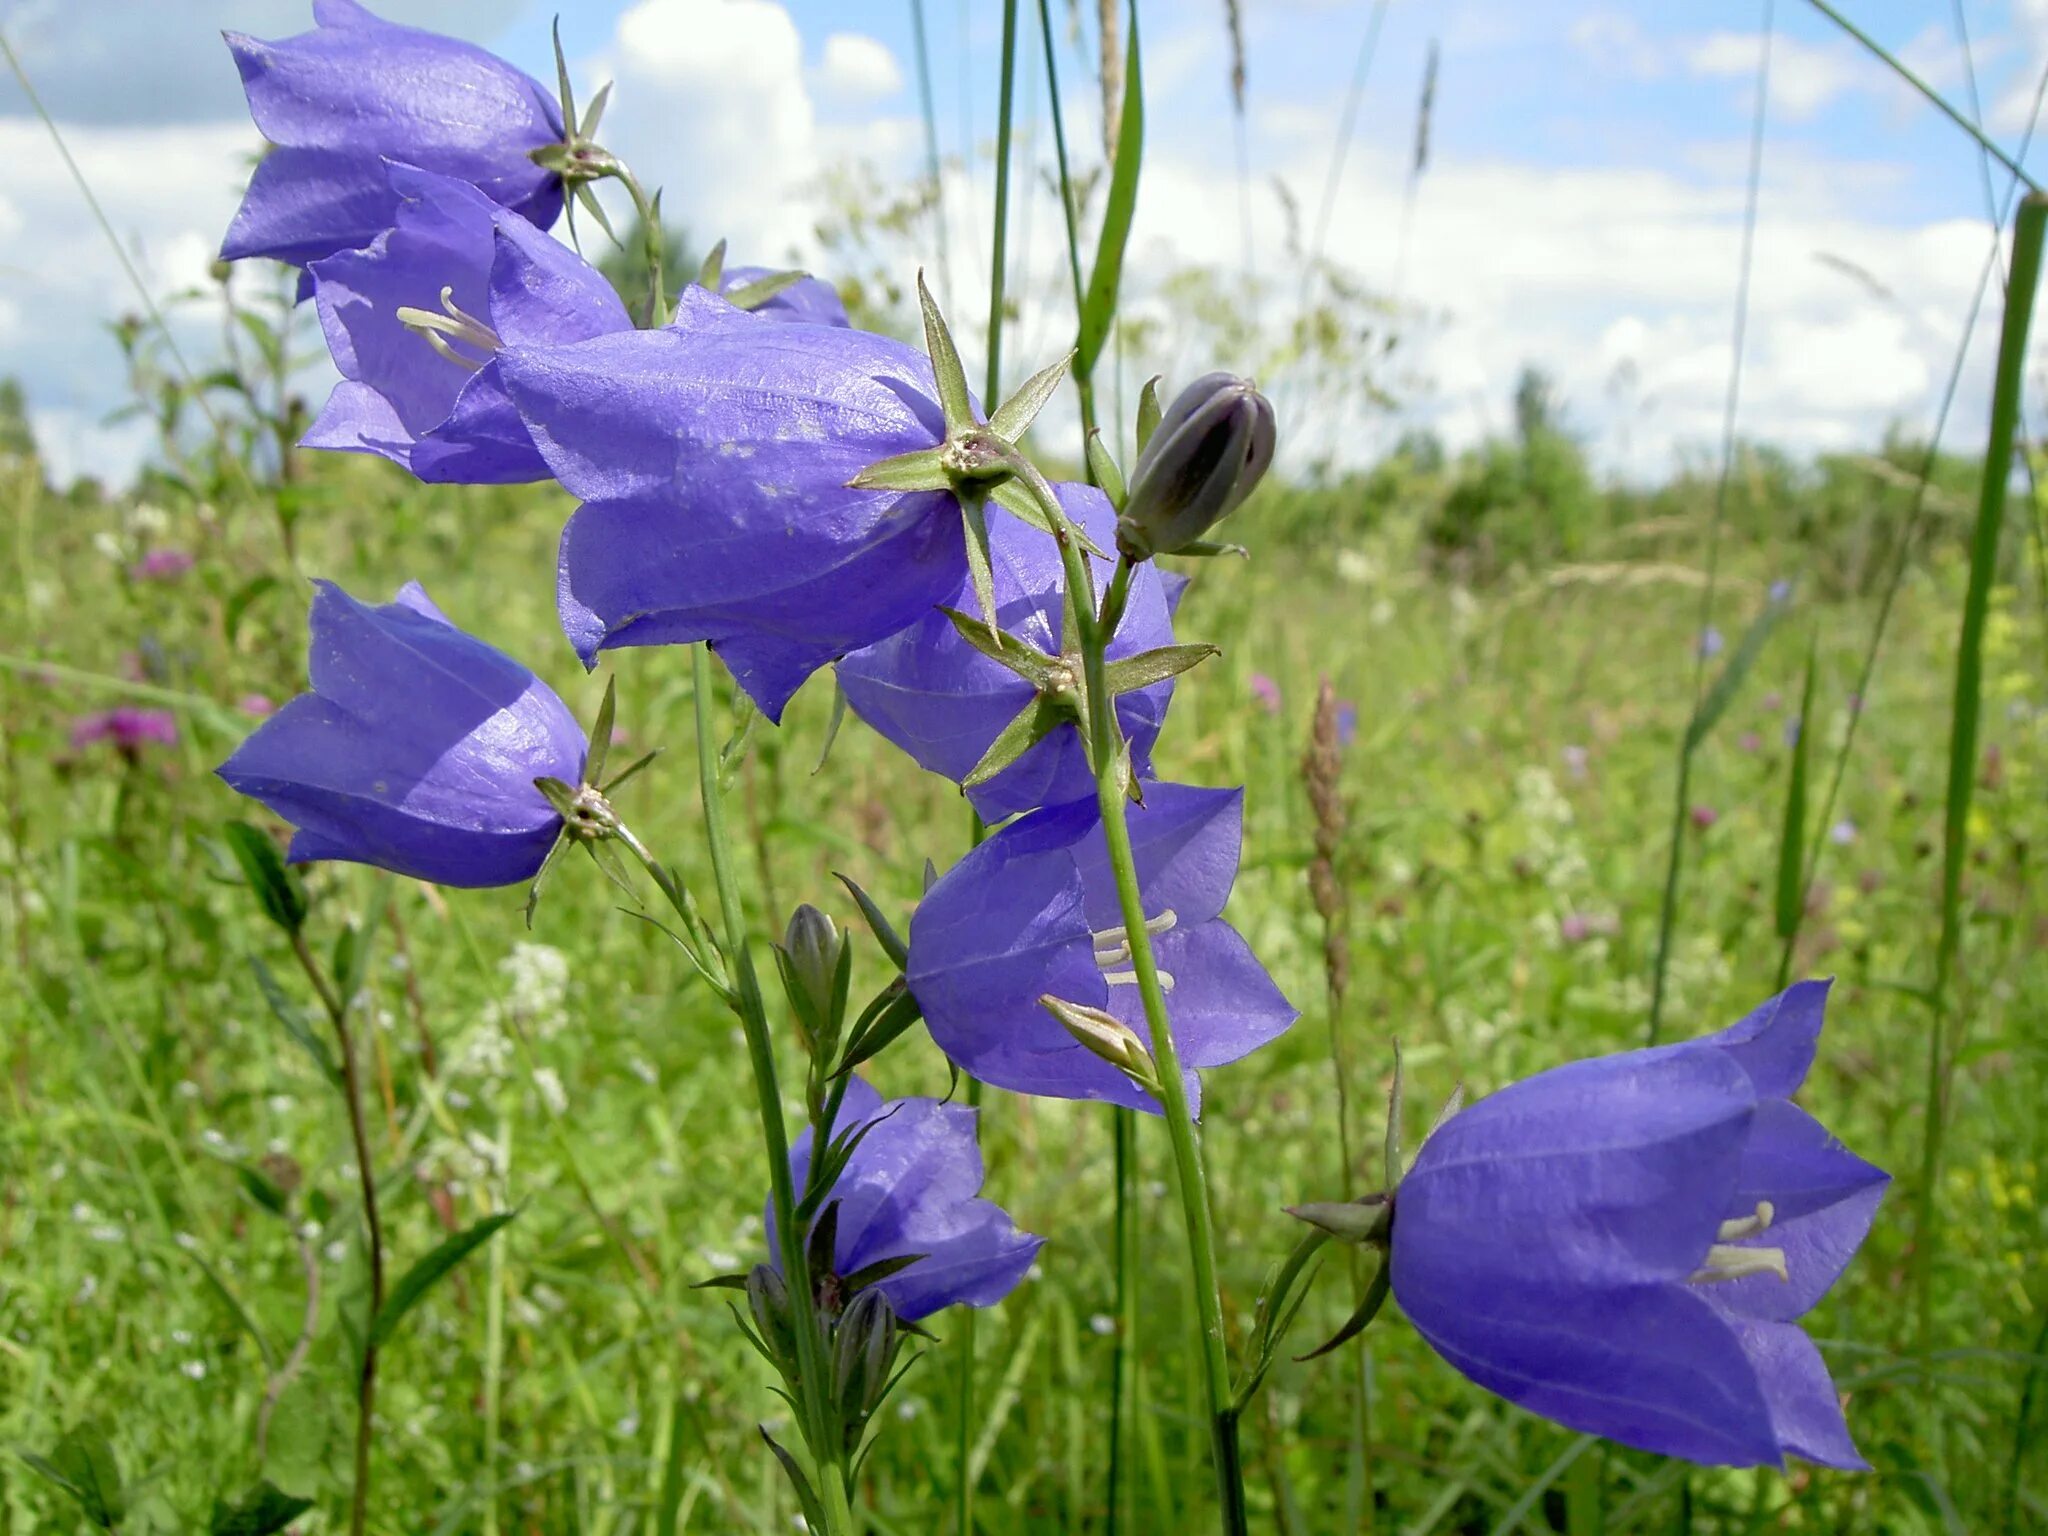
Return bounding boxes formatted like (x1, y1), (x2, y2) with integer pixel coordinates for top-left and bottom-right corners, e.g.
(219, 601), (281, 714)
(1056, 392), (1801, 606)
(909, 0), (954, 312)
(1913, 193), (2048, 1360)
(1645, 0), (1772, 1047)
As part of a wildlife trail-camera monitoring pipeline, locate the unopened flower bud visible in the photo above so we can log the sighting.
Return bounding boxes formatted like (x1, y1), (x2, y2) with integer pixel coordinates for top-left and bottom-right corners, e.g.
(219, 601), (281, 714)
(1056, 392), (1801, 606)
(832, 1288), (901, 1424)
(778, 904), (846, 1048)
(1117, 373), (1276, 560)
(1039, 995), (1161, 1096)
(745, 1263), (797, 1368)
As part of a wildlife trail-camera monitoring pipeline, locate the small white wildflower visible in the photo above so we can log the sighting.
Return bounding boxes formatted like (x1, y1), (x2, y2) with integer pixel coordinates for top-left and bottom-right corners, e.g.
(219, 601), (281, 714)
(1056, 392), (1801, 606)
(44, 1160), (65, 1182)
(1089, 1313), (1115, 1336)
(71, 1201), (98, 1223)
(267, 1094), (296, 1115)
(324, 1240), (348, 1265)
(181, 1360), (207, 1381)
(174, 1232), (199, 1251)
(172, 1329), (193, 1346)
(73, 1274), (99, 1305)
(628, 1056), (659, 1086)
(533, 1066), (568, 1116)
(92, 530), (124, 562)
(174, 1079), (201, 1101)
(615, 1413), (640, 1437)
(89, 1224), (125, 1243)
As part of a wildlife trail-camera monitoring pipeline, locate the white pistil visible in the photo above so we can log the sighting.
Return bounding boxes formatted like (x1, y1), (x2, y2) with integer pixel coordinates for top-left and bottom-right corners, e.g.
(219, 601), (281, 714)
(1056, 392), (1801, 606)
(1687, 1200), (1789, 1286)
(394, 285), (501, 373)
(1091, 909), (1178, 966)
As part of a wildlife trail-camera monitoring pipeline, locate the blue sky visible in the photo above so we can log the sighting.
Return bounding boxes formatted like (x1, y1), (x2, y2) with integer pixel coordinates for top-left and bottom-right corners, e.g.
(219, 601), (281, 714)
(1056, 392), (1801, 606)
(2, 0), (2045, 482)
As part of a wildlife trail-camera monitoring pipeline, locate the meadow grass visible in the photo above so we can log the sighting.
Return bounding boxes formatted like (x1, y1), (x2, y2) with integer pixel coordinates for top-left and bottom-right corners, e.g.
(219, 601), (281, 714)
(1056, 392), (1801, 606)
(3, 434), (2044, 1532)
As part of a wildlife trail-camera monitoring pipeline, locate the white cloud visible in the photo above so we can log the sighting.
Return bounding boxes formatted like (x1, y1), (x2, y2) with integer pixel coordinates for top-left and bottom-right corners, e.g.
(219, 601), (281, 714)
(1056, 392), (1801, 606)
(1570, 12), (1665, 81)
(1687, 32), (1858, 123)
(814, 33), (904, 105)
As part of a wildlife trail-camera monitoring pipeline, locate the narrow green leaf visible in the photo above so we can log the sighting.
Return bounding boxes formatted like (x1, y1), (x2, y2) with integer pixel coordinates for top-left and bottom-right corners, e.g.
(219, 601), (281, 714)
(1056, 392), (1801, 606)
(918, 270), (976, 433)
(846, 445), (949, 492)
(1076, 2), (1144, 378)
(1085, 429), (1127, 510)
(836, 984), (922, 1076)
(760, 1429), (829, 1532)
(724, 269), (808, 311)
(1684, 600), (1784, 752)
(697, 238), (728, 290)
(962, 698), (1067, 787)
(22, 1423), (125, 1527)
(223, 821), (305, 933)
(1162, 538), (1249, 560)
(938, 607), (1061, 688)
(370, 1210), (519, 1348)
(587, 675), (617, 786)
(1135, 375), (1164, 456)
(1775, 634), (1818, 942)
(841, 1250), (929, 1295)
(1099, 643), (1220, 696)
(248, 956), (340, 1088)
(600, 747), (660, 795)
(209, 1480), (314, 1536)
(987, 350), (1073, 442)
(836, 874), (909, 969)
(813, 674), (850, 777)
(960, 496), (1000, 630)
(1295, 1250), (1392, 1363)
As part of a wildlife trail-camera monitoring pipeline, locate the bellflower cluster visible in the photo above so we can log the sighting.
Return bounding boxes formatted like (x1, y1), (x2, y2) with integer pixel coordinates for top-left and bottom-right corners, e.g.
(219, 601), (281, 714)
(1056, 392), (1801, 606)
(1389, 980), (1886, 1468)
(222, 0), (567, 272)
(218, 581), (585, 887)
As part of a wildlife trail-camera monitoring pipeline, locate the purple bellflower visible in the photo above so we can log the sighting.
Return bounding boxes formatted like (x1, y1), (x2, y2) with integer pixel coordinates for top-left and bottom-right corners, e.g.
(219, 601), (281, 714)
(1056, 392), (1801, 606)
(221, 0), (566, 271)
(837, 483), (1177, 819)
(217, 580), (585, 888)
(303, 165), (631, 483)
(906, 783), (1297, 1113)
(1390, 979), (1886, 1470)
(780, 1077), (1042, 1321)
(499, 288), (964, 718)
(718, 265), (851, 328)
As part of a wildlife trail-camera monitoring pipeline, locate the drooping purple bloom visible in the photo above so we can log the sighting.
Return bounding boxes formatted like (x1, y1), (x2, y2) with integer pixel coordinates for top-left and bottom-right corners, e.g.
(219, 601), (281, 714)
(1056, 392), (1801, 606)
(1391, 979), (1886, 1469)
(71, 708), (179, 753)
(718, 264), (851, 328)
(906, 783), (1298, 1113)
(837, 484), (1177, 819)
(499, 288), (963, 718)
(217, 580), (584, 887)
(221, 0), (566, 271)
(302, 165), (630, 483)
(779, 1077), (1042, 1321)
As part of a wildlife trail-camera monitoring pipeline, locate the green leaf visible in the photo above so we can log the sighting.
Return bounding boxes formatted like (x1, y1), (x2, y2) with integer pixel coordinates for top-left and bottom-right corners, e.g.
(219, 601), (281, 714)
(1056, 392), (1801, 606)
(370, 1210), (519, 1349)
(248, 956), (340, 1088)
(1684, 600), (1784, 752)
(835, 874), (909, 970)
(836, 987), (924, 1076)
(1775, 633), (1819, 942)
(813, 675), (850, 777)
(963, 698), (1068, 787)
(586, 675), (617, 787)
(759, 1429), (828, 1532)
(1295, 1250), (1392, 1363)
(222, 575), (278, 647)
(209, 1480), (314, 1536)
(846, 446), (949, 492)
(573, 181), (619, 247)
(1100, 643), (1220, 696)
(18, 1423), (125, 1527)
(724, 269), (808, 311)
(938, 607), (1062, 689)
(696, 238), (727, 290)
(917, 271), (976, 434)
(1135, 375), (1164, 457)
(1077, 2), (1144, 379)
(223, 821), (305, 933)
(1085, 430), (1127, 510)
(986, 351), (1073, 443)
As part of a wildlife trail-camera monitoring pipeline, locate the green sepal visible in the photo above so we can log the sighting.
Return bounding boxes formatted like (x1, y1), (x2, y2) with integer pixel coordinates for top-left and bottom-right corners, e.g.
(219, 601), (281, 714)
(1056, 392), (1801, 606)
(689, 1272), (751, 1292)
(960, 495), (1000, 630)
(814, 674), (850, 776)
(1135, 374), (1164, 456)
(1296, 1248), (1392, 1362)
(835, 984), (923, 1076)
(841, 1250), (927, 1296)
(796, 1106), (898, 1226)
(916, 270), (976, 434)
(573, 181), (619, 247)
(1284, 1195), (1391, 1245)
(602, 748), (661, 795)
(697, 238), (728, 291)
(724, 269), (809, 312)
(1100, 643), (1219, 696)
(938, 606), (1063, 689)
(835, 874), (909, 970)
(1085, 429), (1127, 510)
(580, 79), (614, 140)
(1156, 537), (1248, 560)
(990, 479), (1110, 558)
(846, 446), (949, 492)
(963, 697), (1069, 787)
(551, 19), (577, 142)
(222, 820), (306, 934)
(533, 775), (581, 819)
(586, 675), (617, 786)
(987, 350), (1073, 442)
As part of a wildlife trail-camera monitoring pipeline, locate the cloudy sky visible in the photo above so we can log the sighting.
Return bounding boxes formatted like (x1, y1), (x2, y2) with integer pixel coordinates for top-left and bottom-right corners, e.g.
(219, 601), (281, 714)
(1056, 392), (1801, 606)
(1, 0), (2045, 485)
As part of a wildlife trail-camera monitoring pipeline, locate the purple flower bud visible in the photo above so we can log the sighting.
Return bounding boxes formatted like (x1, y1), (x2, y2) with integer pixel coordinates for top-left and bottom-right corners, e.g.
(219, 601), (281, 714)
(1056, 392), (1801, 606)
(217, 581), (585, 887)
(1117, 373), (1276, 559)
(1391, 980), (1886, 1469)
(302, 165), (630, 484)
(131, 549), (194, 581)
(71, 708), (178, 753)
(1560, 744), (1589, 780)
(221, 0), (567, 271)
(776, 1078), (1042, 1321)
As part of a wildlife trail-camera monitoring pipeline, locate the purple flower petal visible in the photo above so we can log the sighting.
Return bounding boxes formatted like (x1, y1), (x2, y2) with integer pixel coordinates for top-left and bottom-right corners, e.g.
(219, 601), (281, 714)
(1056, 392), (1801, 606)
(1727, 1319), (1868, 1470)
(718, 265), (851, 328)
(1696, 977), (1828, 1099)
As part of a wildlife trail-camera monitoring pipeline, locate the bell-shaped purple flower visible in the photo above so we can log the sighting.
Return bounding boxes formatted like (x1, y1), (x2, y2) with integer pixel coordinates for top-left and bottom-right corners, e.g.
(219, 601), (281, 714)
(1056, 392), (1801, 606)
(1390, 979), (1887, 1470)
(217, 580), (585, 888)
(781, 1078), (1042, 1321)
(718, 265), (851, 328)
(498, 288), (962, 718)
(221, 0), (566, 271)
(837, 484), (1177, 819)
(905, 783), (1297, 1113)
(303, 166), (631, 483)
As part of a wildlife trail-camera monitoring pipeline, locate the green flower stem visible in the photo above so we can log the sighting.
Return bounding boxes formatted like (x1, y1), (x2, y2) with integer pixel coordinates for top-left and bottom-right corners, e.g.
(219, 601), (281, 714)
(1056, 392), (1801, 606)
(1017, 459), (1246, 1534)
(683, 643), (851, 1532)
(288, 928), (382, 1536)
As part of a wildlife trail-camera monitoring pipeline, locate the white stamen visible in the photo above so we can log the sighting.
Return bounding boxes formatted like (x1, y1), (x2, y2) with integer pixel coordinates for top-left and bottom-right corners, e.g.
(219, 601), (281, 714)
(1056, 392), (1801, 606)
(1091, 910), (1178, 967)
(395, 285), (501, 370)
(1715, 1201), (1775, 1242)
(1688, 1203), (1788, 1285)
(1102, 968), (1175, 992)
